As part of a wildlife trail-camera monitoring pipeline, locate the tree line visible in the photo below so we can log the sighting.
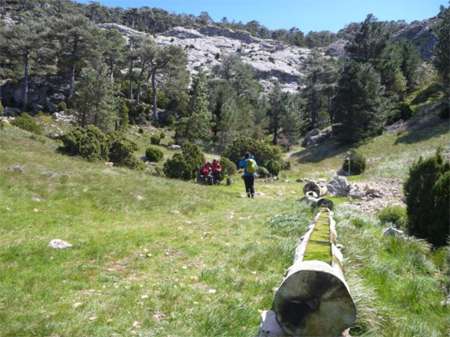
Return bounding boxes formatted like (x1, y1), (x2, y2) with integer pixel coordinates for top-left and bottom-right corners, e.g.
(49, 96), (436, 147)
(1, 1), (448, 150)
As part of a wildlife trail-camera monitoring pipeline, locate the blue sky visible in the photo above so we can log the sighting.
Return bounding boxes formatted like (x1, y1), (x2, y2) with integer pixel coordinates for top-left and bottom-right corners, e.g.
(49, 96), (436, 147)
(76, 0), (448, 32)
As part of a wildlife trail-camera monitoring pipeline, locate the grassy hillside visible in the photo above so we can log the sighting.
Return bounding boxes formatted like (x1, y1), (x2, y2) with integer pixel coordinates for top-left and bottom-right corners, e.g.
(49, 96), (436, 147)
(1, 119), (449, 337)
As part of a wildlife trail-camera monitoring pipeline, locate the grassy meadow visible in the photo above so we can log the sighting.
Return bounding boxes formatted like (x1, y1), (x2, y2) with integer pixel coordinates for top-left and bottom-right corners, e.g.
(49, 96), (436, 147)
(1, 117), (449, 336)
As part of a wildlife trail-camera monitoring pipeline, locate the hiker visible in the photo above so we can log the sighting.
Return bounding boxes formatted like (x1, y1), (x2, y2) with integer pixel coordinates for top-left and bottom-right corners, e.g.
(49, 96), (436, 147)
(211, 159), (222, 184)
(239, 153), (257, 198)
(199, 162), (214, 185)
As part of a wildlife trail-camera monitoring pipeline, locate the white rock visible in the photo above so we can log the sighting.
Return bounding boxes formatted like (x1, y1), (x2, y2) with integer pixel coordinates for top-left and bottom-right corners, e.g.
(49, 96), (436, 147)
(383, 227), (404, 237)
(327, 175), (351, 196)
(48, 239), (72, 249)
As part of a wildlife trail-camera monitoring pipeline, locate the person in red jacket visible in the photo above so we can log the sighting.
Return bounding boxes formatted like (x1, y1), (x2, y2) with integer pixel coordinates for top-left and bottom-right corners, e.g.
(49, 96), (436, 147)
(211, 159), (222, 184)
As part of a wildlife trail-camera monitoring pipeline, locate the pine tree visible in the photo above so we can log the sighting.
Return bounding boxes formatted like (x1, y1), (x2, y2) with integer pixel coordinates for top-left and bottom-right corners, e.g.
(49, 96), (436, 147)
(52, 14), (97, 99)
(0, 14), (52, 109)
(73, 61), (118, 132)
(346, 14), (389, 64)
(332, 61), (384, 144)
(280, 95), (301, 149)
(400, 41), (421, 91)
(176, 72), (212, 143)
(267, 82), (283, 144)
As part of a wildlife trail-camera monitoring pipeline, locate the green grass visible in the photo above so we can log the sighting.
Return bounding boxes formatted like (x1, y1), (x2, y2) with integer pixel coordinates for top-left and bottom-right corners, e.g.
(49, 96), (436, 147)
(0, 125), (308, 337)
(336, 208), (450, 337)
(1, 116), (449, 337)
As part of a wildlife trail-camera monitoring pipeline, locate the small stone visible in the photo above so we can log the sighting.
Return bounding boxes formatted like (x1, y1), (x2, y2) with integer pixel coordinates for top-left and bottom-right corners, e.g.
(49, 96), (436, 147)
(8, 165), (24, 173)
(383, 227), (404, 237)
(48, 239), (72, 249)
(208, 288), (217, 294)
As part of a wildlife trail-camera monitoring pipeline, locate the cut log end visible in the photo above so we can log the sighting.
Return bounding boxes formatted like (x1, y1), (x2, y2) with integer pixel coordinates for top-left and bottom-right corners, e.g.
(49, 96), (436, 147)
(273, 262), (356, 337)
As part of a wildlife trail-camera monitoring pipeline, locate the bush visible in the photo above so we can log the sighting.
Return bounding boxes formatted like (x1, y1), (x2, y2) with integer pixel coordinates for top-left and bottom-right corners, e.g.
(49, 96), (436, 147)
(266, 159), (282, 176)
(257, 166), (271, 178)
(181, 143), (205, 173)
(342, 150), (366, 175)
(378, 206), (407, 229)
(59, 126), (109, 161)
(145, 146), (164, 162)
(220, 157), (237, 177)
(163, 143), (205, 180)
(163, 153), (193, 180)
(0, 101), (4, 115)
(108, 133), (140, 168)
(223, 136), (283, 170)
(150, 134), (161, 145)
(57, 101), (67, 112)
(404, 150), (450, 246)
(11, 113), (43, 135)
(159, 131), (166, 140)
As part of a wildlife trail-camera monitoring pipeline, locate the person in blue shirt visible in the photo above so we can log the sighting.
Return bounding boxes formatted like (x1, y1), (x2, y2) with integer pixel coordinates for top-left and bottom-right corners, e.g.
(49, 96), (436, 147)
(239, 153), (257, 198)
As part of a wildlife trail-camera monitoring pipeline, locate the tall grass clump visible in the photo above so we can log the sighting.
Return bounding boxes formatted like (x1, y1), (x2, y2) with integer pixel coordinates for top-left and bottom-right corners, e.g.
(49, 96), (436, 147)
(336, 207), (449, 337)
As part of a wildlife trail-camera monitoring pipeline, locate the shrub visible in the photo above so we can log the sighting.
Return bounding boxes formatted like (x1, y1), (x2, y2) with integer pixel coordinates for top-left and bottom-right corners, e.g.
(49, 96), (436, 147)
(223, 136), (283, 170)
(59, 126), (109, 161)
(163, 143), (205, 180)
(57, 101), (67, 112)
(108, 133), (140, 168)
(159, 131), (166, 140)
(257, 166), (271, 178)
(11, 113), (43, 135)
(404, 150), (450, 246)
(266, 159), (282, 176)
(181, 143), (205, 173)
(145, 146), (164, 162)
(378, 206), (407, 229)
(0, 100), (4, 115)
(163, 153), (193, 180)
(342, 150), (366, 175)
(150, 134), (161, 145)
(220, 157), (237, 177)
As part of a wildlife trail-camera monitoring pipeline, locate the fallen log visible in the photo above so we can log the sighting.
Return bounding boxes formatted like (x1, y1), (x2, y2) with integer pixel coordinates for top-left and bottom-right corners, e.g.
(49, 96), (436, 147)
(258, 208), (356, 337)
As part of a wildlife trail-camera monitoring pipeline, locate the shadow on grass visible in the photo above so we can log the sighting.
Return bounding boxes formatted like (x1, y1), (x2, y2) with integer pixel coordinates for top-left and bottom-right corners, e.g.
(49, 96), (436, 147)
(395, 118), (450, 145)
(291, 140), (351, 163)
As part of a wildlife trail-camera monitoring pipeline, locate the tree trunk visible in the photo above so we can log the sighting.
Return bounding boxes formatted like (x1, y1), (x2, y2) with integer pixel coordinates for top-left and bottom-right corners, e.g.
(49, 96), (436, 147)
(69, 64), (76, 99)
(151, 69), (158, 121)
(128, 60), (134, 100)
(23, 53), (29, 110)
(272, 129), (278, 145)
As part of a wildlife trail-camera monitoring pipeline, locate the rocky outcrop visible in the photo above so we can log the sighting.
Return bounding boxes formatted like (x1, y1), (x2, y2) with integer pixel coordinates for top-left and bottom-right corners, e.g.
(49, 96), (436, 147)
(1, 75), (69, 114)
(393, 18), (438, 60)
(100, 23), (311, 93)
(301, 127), (333, 147)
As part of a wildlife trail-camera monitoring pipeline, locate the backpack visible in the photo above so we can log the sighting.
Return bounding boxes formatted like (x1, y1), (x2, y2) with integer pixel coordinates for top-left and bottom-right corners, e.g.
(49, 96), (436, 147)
(246, 159), (257, 174)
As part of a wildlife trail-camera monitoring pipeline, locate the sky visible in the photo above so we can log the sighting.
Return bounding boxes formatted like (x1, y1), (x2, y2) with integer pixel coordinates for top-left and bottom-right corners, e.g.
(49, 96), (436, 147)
(76, 0), (448, 32)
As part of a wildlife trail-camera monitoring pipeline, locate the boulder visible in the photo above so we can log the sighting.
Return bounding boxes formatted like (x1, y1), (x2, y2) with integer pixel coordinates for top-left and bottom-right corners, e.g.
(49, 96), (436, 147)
(327, 175), (351, 196)
(302, 127), (332, 147)
(169, 144), (181, 150)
